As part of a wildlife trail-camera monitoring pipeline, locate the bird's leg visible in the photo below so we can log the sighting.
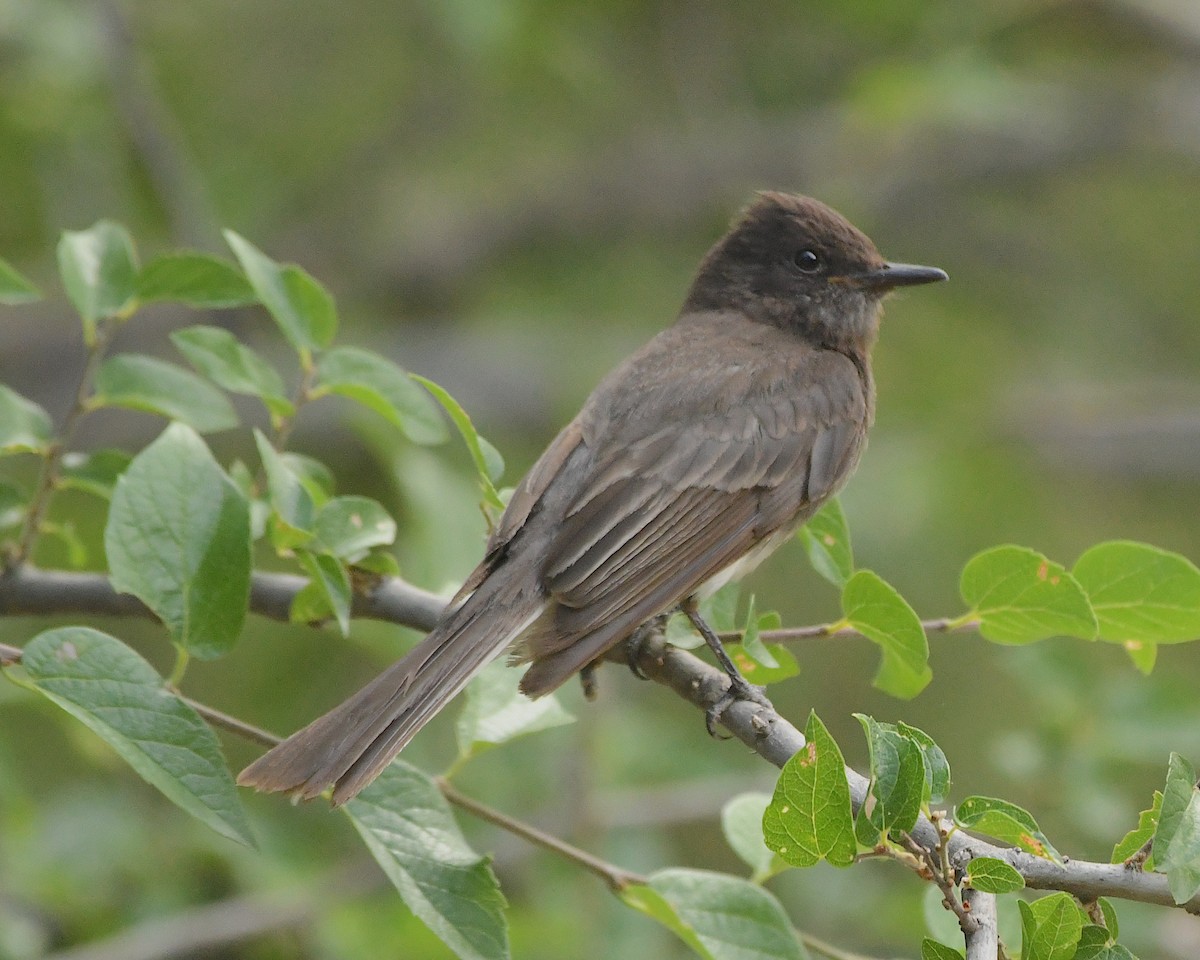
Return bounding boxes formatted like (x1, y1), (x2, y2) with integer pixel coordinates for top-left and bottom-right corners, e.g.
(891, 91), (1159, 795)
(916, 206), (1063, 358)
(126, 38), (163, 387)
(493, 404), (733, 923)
(681, 596), (772, 736)
(579, 662), (599, 700)
(580, 613), (670, 698)
(623, 612), (669, 680)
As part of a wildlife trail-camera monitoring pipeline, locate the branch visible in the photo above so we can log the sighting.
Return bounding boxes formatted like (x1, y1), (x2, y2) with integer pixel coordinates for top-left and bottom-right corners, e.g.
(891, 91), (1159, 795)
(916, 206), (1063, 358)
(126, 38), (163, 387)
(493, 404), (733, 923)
(436, 778), (646, 893)
(622, 631), (1200, 915)
(0, 566), (445, 632)
(8, 321), (117, 567)
(2, 562), (1194, 915)
(963, 888), (999, 960)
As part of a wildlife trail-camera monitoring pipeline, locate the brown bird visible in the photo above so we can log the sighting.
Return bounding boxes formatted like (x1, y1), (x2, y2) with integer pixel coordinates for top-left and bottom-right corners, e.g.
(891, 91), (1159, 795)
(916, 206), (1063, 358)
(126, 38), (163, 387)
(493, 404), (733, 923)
(239, 192), (947, 805)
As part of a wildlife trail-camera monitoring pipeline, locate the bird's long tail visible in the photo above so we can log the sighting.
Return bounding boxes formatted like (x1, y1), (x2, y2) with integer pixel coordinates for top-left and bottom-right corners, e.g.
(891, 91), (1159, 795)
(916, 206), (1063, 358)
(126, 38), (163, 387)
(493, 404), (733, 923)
(238, 572), (543, 805)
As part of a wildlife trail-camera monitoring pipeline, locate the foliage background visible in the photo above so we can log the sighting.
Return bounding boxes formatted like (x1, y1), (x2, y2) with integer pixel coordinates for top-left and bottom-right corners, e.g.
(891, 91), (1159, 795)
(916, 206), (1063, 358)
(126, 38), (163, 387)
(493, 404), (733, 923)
(1, 0), (1199, 956)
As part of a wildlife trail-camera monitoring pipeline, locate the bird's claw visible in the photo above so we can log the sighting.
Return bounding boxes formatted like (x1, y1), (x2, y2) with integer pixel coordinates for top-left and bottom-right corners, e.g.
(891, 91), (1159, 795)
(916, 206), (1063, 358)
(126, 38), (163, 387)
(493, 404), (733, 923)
(623, 613), (668, 681)
(704, 675), (772, 738)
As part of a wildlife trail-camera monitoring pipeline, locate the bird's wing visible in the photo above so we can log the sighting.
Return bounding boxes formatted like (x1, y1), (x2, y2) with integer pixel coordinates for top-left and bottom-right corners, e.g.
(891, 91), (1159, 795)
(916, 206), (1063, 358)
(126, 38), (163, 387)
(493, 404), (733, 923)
(518, 346), (867, 695)
(452, 417), (586, 600)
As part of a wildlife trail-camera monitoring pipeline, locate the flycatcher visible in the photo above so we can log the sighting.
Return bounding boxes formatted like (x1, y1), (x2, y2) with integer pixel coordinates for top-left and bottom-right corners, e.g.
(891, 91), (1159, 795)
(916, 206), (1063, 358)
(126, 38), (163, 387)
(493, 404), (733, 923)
(240, 192), (947, 804)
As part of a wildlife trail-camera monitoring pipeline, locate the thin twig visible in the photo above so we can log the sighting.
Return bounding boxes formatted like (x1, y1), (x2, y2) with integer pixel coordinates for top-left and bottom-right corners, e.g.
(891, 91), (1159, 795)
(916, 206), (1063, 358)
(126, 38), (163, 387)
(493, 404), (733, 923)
(718, 615), (980, 645)
(9, 322), (116, 567)
(798, 931), (889, 960)
(5, 631), (644, 897)
(270, 358), (317, 455)
(181, 696), (281, 748)
(897, 831), (978, 934)
(436, 778), (647, 893)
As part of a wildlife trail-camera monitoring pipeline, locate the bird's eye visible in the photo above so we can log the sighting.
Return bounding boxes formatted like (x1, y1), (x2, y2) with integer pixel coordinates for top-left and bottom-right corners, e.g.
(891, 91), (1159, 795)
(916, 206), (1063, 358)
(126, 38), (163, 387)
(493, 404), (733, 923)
(793, 249), (821, 273)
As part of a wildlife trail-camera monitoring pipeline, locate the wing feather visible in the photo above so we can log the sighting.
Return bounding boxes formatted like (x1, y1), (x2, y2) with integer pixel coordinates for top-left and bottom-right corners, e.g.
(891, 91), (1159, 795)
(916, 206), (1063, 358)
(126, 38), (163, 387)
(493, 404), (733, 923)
(514, 317), (871, 694)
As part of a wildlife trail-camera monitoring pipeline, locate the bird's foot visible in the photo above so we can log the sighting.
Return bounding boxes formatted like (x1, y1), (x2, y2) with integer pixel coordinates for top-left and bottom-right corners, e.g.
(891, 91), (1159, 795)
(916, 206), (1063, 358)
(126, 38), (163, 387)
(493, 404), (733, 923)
(704, 674), (773, 737)
(579, 613), (669, 697)
(623, 613), (669, 680)
(679, 595), (774, 737)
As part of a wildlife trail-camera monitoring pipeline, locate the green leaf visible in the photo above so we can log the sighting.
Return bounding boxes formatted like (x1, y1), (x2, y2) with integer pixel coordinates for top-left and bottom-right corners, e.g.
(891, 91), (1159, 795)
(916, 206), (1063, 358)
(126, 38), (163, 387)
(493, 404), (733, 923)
(345, 763), (509, 960)
(281, 452), (336, 506)
(454, 659), (574, 762)
(1153, 753), (1200, 903)
(137, 253), (256, 308)
(0, 480), (26, 528)
(763, 712), (855, 867)
(297, 551), (351, 636)
(797, 498), (853, 587)
(896, 721), (951, 805)
(353, 549), (401, 578)
(727, 641), (799, 687)
(255, 430), (315, 548)
(1098, 898), (1119, 938)
(0, 257), (40, 304)
(966, 856), (1025, 893)
(666, 583), (741, 650)
(721, 792), (785, 883)
(854, 714), (924, 834)
(841, 570), (931, 698)
(738, 596), (779, 670)
(955, 796), (1062, 862)
(92, 354), (239, 433)
(0, 384), (53, 455)
(1123, 640), (1157, 675)
(314, 347), (447, 445)
(1154, 754), (1196, 859)
(224, 230), (337, 352)
(960, 545), (1097, 644)
(1073, 541), (1200, 645)
(288, 578), (329, 626)
(58, 449), (132, 499)
(920, 939), (964, 960)
(57, 221), (138, 340)
(314, 495), (397, 560)
(411, 375), (504, 508)
(1018, 893), (1082, 960)
(1112, 791), (1161, 865)
(853, 804), (881, 850)
(621, 868), (807, 960)
(171, 325), (292, 417)
(43, 520), (88, 567)
(1074, 925), (1111, 960)
(1088, 947), (1136, 960)
(12, 627), (253, 846)
(105, 423), (251, 659)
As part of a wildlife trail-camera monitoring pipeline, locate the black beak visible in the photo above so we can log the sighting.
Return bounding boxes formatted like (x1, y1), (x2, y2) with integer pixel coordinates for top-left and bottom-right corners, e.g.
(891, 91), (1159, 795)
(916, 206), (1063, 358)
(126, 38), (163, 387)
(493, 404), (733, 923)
(842, 261), (948, 292)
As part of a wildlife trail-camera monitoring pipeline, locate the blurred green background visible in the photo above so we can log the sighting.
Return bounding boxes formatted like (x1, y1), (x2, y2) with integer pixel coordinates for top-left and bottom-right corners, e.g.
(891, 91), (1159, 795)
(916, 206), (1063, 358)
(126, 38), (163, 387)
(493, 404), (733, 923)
(2, 0), (1199, 956)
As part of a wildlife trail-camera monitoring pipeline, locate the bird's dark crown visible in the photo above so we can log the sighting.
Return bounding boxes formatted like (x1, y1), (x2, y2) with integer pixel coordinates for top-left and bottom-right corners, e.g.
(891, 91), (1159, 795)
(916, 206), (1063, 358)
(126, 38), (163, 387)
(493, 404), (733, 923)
(729, 192), (885, 276)
(680, 192), (890, 352)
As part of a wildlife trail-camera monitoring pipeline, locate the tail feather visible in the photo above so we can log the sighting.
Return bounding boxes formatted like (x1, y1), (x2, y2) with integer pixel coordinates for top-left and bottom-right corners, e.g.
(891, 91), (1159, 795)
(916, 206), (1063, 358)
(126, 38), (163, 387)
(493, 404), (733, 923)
(238, 580), (542, 805)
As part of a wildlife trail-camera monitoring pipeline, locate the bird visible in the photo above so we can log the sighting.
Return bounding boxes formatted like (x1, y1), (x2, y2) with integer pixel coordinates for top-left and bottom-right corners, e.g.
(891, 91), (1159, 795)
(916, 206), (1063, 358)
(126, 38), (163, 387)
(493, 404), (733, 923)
(238, 191), (947, 805)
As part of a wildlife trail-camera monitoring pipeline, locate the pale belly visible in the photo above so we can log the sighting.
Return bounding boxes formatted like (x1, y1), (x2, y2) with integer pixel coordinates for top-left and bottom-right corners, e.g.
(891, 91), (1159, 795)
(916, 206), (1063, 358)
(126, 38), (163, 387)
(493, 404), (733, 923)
(695, 526), (797, 599)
